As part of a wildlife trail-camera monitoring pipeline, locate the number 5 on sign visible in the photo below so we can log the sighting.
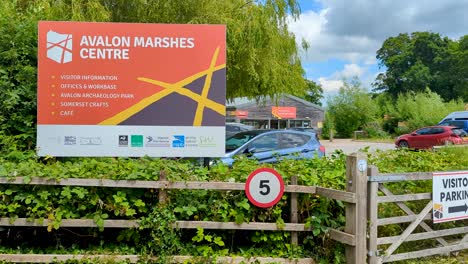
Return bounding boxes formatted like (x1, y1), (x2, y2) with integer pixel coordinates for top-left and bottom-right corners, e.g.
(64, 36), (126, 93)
(245, 168), (285, 208)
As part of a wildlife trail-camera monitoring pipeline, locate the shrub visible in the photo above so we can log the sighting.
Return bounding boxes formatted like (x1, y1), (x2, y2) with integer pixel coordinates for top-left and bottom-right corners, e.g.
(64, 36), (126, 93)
(326, 78), (378, 138)
(391, 90), (464, 133)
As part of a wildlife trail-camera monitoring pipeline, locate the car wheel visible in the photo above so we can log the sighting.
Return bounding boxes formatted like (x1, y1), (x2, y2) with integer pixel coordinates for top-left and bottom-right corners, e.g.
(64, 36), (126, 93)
(398, 140), (409, 148)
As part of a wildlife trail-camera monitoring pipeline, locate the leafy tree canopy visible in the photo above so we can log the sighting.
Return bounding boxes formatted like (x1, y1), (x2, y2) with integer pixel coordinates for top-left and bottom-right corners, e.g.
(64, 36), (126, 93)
(0, 0), (308, 148)
(326, 78), (378, 138)
(8, 0), (308, 100)
(374, 32), (468, 102)
(378, 89), (464, 133)
(300, 79), (323, 106)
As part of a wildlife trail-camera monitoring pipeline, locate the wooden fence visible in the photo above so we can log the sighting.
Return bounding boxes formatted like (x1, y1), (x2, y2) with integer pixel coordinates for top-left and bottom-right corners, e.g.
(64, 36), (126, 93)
(367, 168), (468, 263)
(3, 153), (464, 263)
(0, 154), (368, 264)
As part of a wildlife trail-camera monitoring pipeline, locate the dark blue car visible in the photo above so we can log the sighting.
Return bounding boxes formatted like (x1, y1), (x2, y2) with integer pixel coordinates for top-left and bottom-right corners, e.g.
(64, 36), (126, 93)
(438, 120), (468, 133)
(220, 130), (325, 166)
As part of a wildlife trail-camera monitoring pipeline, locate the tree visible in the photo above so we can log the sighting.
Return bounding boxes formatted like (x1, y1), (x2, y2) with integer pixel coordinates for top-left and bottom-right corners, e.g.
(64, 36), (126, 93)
(374, 32), (467, 101)
(0, 0), (308, 149)
(0, 0), (111, 150)
(301, 79), (323, 106)
(326, 78), (378, 138)
(0, 2), (43, 148)
(390, 89), (464, 133)
(37, 0), (307, 100)
(447, 35), (468, 102)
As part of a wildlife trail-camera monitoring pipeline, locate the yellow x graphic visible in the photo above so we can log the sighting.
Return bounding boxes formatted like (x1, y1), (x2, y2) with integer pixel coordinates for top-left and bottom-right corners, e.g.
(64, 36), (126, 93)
(99, 47), (225, 126)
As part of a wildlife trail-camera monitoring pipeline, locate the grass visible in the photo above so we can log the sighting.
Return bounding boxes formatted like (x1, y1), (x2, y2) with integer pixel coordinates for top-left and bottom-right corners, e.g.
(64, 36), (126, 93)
(436, 145), (468, 168)
(353, 137), (395, 143)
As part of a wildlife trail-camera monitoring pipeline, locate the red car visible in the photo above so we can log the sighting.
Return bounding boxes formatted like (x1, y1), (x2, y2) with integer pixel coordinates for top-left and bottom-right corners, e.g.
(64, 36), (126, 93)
(395, 126), (466, 149)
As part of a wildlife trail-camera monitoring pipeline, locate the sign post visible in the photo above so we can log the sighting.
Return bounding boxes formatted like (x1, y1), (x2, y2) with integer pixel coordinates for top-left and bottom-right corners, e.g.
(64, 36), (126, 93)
(433, 171), (468, 223)
(245, 168), (284, 208)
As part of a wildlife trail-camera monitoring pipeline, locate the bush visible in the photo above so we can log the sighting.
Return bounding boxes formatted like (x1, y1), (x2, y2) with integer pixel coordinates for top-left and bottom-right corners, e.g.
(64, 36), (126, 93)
(1, 147), (467, 262)
(0, 2), (39, 147)
(363, 121), (389, 138)
(391, 90), (464, 133)
(326, 78), (378, 138)
(321, 111), (334, 140)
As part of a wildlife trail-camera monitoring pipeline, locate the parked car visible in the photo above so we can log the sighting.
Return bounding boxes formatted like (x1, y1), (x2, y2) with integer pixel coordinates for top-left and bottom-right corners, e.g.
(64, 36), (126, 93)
(395, 126), (466, 149)
(288, 127), (316, 133)
(287, 127), (319, 139)
(437, 120), (468, 133)
(219, 130), (325, 166)
(226, 122), (254, 138)
(438, 111), (468, 123)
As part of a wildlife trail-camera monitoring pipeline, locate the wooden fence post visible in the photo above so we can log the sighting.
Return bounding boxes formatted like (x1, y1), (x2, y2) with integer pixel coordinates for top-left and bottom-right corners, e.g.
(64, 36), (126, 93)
(345, 153), (367, 264)
(290, 176), (298, 245)
(158, 170), (168, 204)
(367, 165), (380, 264)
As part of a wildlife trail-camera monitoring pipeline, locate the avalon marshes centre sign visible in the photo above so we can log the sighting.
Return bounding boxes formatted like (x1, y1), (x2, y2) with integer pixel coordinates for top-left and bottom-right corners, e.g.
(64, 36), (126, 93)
(37, 21), (226, 157)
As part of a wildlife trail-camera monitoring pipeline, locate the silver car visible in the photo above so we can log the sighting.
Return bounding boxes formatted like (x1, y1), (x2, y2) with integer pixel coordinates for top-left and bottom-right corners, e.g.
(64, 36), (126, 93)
(220, 130), (325, 166)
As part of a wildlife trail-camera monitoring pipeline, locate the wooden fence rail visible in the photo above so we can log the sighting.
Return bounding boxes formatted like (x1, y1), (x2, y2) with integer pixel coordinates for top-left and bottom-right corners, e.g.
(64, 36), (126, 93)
(0, 254), (317, 264)
(0, 153), (367, 264)
(5, 154), (466, 263)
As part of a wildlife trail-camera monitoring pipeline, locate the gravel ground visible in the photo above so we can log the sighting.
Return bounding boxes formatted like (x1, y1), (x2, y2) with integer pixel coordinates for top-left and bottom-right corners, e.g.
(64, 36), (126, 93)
(320, 138), (395, 156)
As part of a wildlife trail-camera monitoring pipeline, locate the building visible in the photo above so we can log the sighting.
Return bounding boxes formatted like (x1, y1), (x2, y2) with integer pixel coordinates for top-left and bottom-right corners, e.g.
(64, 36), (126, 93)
(226, 94), (324, 130)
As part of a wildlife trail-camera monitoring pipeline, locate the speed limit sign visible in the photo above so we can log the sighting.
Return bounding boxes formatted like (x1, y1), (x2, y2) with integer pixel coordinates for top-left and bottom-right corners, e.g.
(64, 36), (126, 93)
(245, 168), (285, 208)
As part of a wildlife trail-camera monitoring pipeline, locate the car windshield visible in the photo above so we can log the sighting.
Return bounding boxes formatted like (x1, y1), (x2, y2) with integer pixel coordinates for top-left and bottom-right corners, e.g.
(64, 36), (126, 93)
(225, 131), (266, 152)
(452, 128), (467, 137)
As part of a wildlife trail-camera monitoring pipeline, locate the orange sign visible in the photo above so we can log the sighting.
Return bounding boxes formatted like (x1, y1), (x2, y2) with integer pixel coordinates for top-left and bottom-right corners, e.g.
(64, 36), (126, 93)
(37, 21), (226, 158)
(38, 21), (226, 126)
(271, 107), (296, 119)
(235, 110), (249, 119)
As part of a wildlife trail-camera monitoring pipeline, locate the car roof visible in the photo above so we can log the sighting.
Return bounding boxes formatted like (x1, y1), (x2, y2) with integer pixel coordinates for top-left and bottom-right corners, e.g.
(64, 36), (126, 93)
(412, 126), (460, 132)
(226, 122), (254, 128)
(226, 129), (316, 139)
(419, 125), (456, 129)
(227, 129), (271, 137)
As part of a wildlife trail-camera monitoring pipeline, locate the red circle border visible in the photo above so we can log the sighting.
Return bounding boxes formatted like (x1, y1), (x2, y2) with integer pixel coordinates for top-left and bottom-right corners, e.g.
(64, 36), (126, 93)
(245, 167), (285, 208)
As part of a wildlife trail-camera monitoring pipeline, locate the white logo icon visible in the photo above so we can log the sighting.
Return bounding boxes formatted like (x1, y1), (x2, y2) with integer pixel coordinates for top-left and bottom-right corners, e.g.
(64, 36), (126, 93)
(358, 159), (367, 172)
(46, 30), (72, 63)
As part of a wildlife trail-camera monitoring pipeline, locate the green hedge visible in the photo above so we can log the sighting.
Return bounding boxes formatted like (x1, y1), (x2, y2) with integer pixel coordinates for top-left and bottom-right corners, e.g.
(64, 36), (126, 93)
(0, 147), (467, 263)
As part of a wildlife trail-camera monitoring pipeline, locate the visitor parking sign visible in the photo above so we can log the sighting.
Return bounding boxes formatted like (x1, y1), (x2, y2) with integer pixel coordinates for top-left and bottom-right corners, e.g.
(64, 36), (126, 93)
(433, 171), (468, 223)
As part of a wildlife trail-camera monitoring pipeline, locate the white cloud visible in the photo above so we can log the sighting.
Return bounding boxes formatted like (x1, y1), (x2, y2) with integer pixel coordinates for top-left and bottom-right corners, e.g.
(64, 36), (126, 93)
(289, 9), (380, 64)
(317, 63), (369, 93)
(340, 64), (364, 79)
(295, 0), (468, 105)
(318, 77), (343, 92)
(289, 0), (468, 64)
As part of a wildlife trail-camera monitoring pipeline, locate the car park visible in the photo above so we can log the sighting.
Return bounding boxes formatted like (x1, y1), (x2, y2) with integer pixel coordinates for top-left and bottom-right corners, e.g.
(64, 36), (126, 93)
(225, 122), (254, 138)
(219, 129), (325, 166)
(395, 126), (466, 149)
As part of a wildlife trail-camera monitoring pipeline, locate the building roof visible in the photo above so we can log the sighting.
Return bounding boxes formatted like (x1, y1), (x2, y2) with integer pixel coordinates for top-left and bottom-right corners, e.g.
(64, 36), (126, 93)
(227, 94), (324, 111)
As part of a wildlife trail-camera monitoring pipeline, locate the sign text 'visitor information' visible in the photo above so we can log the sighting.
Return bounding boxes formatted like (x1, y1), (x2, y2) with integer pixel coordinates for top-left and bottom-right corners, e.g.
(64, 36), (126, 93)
(37, 21), (226, 157)
(433, 171), (468, 223)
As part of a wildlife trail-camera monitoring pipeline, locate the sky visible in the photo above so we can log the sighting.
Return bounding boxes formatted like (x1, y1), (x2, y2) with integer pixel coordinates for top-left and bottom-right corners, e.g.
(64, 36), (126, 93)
(289, 0), (468, 104)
